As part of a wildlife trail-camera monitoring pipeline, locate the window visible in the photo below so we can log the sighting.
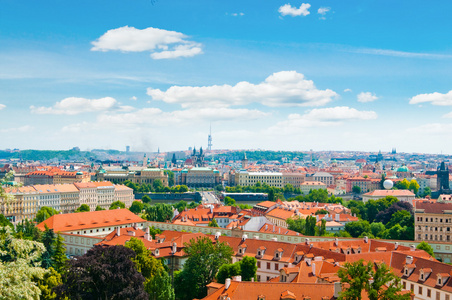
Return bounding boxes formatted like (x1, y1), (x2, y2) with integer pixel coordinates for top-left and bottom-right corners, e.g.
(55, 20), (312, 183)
(267, 262), (271, 269)
(427, 289), (431, 297)
(419, 286), (423, 294)
(403, 281), (406, 289)
(274, 263), (279, 270)
(437, 292), (440, 300)
(257, 261), (261, 268)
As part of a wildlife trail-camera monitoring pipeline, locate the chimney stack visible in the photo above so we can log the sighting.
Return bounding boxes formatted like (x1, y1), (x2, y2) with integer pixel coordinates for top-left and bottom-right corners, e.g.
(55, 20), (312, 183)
(335, 238), (339, 247)
(410, 245), (416, 251)
(225, 278), (231, 290)
(406, 255), (413, 264)
(364, 236), (368, 243)
(116, 227), (120, 237)
(394, 242), (399, 250)
(312, 262), (316, 276)
(172, 242), (177, 254)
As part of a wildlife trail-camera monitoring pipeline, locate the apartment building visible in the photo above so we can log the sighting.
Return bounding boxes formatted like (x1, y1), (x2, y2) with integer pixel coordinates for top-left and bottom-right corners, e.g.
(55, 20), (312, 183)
(92, 181), (115, 210)
(415, 200), (452, 243)
(58, 184), (81, 214)
(235, 171), (284, 188)
(114, 184), (134, 207)
(34, 184), (61, 212)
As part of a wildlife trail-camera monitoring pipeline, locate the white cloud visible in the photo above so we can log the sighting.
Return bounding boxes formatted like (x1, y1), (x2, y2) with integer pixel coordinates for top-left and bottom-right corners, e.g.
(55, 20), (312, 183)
(357, 92), (379, 103)
(268, 106), (377, 134)
(91, 26), (203, 59)
(30, 97), (134, 115)
(317, 7), (330, 19)
(130, 96), (137, 101)
(409, 90), (452, 106)
(351, 48), (452, 59)
(317, 7), (331, 15)
(344, 88), (352, 93)
(0, 104), (5, 110)
(407, 123), (452, 134)
(231, 12), (244, 16)
(268, 106), (377, 135)
(278, 3), (311, 17)
(147, 71), (338, 108)
(0, 125), (34, 133)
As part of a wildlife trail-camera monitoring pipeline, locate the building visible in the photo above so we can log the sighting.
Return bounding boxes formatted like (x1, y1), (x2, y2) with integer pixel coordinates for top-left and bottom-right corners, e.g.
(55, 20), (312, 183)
(96, 166), (168, 187)
(312, 172), (334, 187)
(92, 181), (116, 210)
(437, 162), (450, 193)
(300, 181), (326, 195)
(24, 168), (89, 186)
(282, 172), (306, 187)
(74, 182), (98, 211)
(34, 184), (61, 212)
(114, 184), (134, 208)
(362, 189), (416, 205)
(58, 184), (81, 214)
(235, 171), (284, 188)
(415, 200), (452, 245)
(178, 167), (220, 188)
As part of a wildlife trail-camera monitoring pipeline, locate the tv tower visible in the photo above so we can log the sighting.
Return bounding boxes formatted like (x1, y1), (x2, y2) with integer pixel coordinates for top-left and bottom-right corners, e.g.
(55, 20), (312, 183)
(207, 124), (212, 151)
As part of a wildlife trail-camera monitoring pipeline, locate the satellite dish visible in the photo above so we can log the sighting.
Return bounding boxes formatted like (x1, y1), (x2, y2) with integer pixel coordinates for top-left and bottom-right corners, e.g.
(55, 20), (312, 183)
(383, 180), (393, 190)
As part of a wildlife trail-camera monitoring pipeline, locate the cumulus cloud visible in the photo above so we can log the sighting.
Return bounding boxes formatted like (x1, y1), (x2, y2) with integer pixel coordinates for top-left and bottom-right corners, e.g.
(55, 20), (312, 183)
(130, 96), (137, 101)
(147, 71), (338, 108)
(91, 26), (202, 59)
(0, 104), (5, 110)
(357, 92), (379, 103)
(269, 106), (377, 133)
(407, 123), (452, 134)
(0, 125), (34, 133)
(30, 97), (134, 115)
(317, 7), (330, 19)
(344, 89), (352, 93)
(409, 90), (452, 106)
(278, 3), (311, 17)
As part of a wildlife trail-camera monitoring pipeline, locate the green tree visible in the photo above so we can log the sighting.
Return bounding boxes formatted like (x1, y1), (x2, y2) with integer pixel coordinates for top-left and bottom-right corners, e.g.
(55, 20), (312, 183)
(216, 262), (241, 284)
(35, 207), (59, 223)
(75, 204), (90, 212)
(370, 222), (386, 238)
(305, 215), (317, 236)
(409, 179), (420, 194)
(146, 268), (175, 300)
(95, 205), (105, 211)
(130, 200), (144, 214)
(141, 195), (152, 204)
(125, 238), (164, 279)
(318, 219), (327, 236)
(338, 260), (372, 300)
(268, 188), (275, 202)
(145, 203), (174, 222)
(41, 226), (56, 269)
(148, 226), (162, 239)
(35, 267), (65, 300)
(0, 214), (13, 228)
(338, 260), (409, 300)
(421, 187), (432, 198)
(15, 218), (42, 241)
(240, 256), (257, 281)
(175, 236), (233, 300)
(153, 179), (164, 192)
(395, 178), (410, 190)
(110, 200), (126, 210)
(52, 234), (67, 273)
(164, 170), (175, 187)
(416, 241), (435, 258)
(315, 209), (329, 215)
(344, 220), (370, 238)
(352, 186), (361, 194)
(224, 196), (236, 206)
(286, 217), (306, 234)
(208, 218), (219, 227)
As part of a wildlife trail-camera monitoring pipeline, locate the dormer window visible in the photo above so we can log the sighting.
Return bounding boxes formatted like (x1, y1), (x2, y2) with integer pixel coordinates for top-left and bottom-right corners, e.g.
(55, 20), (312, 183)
(437, 274), (450, 286)
(274, 248), (283, 260)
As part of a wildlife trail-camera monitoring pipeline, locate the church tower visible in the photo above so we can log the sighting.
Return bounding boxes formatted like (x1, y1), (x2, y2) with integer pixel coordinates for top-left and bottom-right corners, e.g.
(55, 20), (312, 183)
(242, 152), (248, 169)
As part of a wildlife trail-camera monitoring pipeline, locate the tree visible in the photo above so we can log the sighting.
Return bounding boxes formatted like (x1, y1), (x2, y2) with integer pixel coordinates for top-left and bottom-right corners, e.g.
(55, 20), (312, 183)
(95, 205), (105, 211)
(215, 184), (224, 192)
(145, 203), (174, 222)
(352, 186), (361, 194)
(164, 170), (175, 187)
(286, 217), (306, 234)
(421, 187), (431, 198)
(315, 209), (329, 215)
(130, 200), (144, 214)
(416, 241), (435, 258)
(58, 245), (148, 300)
(370, 222), (386, 238)
(52, 234), (67, 273)
(386, 210), (412, 229)
(35, 207), (59, 223)
(216, 262), (241, 284)
(268, 188), (275, 202)
(338, 260), (409, 300)
(338, 260), (372, 300)
(224, 196), (236, 206)
(35, 267), (64, 300)
(375, 201), (413, 225)
(153, 179), (164, 192)
(0, 226), (47, 299)
(148, 226), (162, 239)
(240, 256), (257, 281)
(344, 220), (370, 238)
(0, 214), (13, 228)
(409, 179), (420, 194)
(208, 218), (219, 227)
(318, 219), (327, 236)
(305, 215), (317, 236)
(395, 179), (410, 190)
(110, 200), (126, 210)
(15, 218), (42, 241)
(141, 195), (152, 204)
(175, 237), (233, 300)
(41, 226), (56, 269)
(125, 238), (163, 280)
(75, 204), (90, 212)
(146, 268), (175, 300)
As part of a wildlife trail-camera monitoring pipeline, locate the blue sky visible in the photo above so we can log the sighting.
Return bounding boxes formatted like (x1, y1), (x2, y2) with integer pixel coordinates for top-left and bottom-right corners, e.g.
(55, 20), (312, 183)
(1, 0), (452, 153)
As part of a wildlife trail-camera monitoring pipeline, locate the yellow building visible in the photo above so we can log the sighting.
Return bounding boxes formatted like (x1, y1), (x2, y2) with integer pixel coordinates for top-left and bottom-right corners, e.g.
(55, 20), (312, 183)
(235, 171), (284, 188)
(415, 200), (452, 243)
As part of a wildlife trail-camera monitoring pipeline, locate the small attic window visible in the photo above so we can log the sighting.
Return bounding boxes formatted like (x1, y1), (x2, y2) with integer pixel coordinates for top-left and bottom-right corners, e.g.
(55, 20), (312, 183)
(276, 253), (279, 258)
(438, 278), (442, 285)
(404, 268), (408, 276)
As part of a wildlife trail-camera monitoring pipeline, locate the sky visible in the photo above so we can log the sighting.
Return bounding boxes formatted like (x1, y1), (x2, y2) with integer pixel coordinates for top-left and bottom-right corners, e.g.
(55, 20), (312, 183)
(1, 0), (452, 154)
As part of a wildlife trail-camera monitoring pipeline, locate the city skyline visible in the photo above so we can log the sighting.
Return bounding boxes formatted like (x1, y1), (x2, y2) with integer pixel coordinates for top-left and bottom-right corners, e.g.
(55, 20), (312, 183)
(1, 1), (452, 154)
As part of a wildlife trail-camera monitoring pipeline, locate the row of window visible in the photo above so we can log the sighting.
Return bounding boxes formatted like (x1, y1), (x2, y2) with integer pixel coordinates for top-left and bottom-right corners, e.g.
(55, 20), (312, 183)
(418, 217), (452, 223)
(402, 280), (451, 300)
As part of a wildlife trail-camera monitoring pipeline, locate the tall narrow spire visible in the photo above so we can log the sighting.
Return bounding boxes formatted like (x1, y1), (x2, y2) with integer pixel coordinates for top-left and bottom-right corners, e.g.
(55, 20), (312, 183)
(207, 124), (212, 151)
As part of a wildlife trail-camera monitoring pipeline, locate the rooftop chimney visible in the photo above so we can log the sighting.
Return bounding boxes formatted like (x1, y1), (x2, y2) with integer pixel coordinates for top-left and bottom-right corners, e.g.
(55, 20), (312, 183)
(334, 238), (339, 247)
(312, 262), (316, 276)
(335, 214), (340, 222)
(116, 227), (120, 237)
(406, 255), (413, 265)
(225, 278), (231, 290)
(265, 224), (268, 230)
(305, 238), (310, 245)
(242, 234), (247, 242)
(334, 282), (342, 298)
(215, 232), (221, 240)
(364, 236), (368, 243)
(394, 242), (399, 250)
(232, 275), (242, 282)
(172, 242), (177, 254)
(410, 244), (416, 251)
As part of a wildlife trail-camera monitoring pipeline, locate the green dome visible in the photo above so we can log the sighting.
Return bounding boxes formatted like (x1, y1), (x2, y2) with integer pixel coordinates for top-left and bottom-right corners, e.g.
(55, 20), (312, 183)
(397, 166), (409, 172)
